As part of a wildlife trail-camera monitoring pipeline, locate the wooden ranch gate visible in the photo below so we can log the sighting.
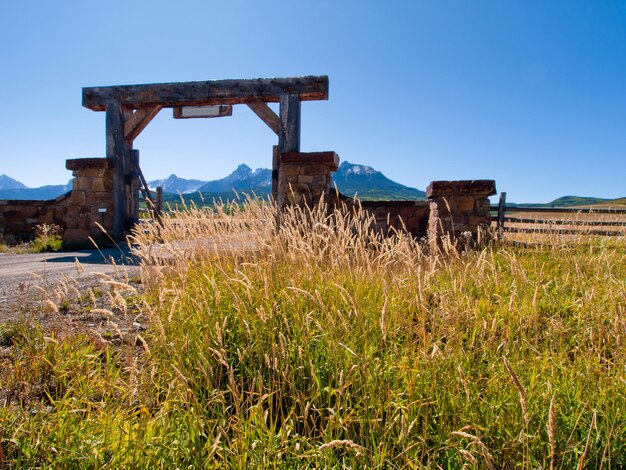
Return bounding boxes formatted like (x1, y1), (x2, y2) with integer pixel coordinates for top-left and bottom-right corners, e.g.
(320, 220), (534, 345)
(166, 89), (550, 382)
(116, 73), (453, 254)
(83, 76), (329, 240)
(492, 193), (626, 236)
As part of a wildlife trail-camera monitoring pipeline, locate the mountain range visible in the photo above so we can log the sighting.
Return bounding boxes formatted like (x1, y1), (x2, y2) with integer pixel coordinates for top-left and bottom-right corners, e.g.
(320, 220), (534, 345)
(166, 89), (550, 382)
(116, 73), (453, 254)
(1, 164), (624, 206)
(0, 175), (72, 200)
(0, 174), (27, 190)
(148, 161), (425, 202)
(149, 164), (272, 195)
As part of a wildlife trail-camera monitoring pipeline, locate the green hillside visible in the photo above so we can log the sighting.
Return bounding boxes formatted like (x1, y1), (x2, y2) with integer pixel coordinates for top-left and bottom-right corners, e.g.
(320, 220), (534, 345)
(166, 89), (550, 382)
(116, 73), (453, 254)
(511, 195), (626, 208)
(161, 188), (271, 209)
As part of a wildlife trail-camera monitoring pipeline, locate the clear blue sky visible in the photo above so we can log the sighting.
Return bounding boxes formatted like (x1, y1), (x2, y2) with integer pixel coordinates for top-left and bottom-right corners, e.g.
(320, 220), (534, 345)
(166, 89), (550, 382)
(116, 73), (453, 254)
(1, 0), (625, 203)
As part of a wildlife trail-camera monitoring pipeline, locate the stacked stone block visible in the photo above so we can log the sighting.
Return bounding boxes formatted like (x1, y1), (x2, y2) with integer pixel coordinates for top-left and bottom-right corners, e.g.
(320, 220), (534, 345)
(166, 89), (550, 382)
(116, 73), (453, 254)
(0, 194), (71, 241)
(63, 158), (114, 246)
(277, 152), (339, 209)
(337, 198), (429, 238)
(426, 180), (496, 247)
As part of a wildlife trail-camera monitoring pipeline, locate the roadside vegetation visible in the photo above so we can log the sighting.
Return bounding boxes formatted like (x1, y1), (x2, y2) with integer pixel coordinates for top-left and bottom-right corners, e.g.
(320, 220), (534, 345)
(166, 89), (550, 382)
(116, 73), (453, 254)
(0, 224), (63, 254)
(1, 199), (625, 468)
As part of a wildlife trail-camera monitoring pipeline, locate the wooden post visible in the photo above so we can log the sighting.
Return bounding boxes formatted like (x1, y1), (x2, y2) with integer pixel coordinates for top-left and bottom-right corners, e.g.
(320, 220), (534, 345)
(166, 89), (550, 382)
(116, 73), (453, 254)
(122, 108), (134, 231)
(130, 149), (140, 223)
(106, 100), (127, 241)
(156, 186), (163, 219)
(272, 145), (279, 201)
(278, 94), (301, 153)
(277, 94), (301, 210)
(498, 191), (507, 230)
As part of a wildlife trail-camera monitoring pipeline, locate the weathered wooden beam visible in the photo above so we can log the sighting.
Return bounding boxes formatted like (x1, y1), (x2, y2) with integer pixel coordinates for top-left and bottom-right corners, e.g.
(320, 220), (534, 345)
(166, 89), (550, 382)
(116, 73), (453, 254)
(272, 145), (279, 200)
(83, 76), (329, 111)
(248, 102), (280, 135)
(498, 206), (626, 215)
(275, 95), (301, 211)
(503, 217), (626, 227)
(497, 192), (507, 230)
(278, 94), (301, 154)
(503, 227), (625, 236)
(106, 101), (127, 240)
(124, 105), (162, 142)
(122, 108), (134, 229)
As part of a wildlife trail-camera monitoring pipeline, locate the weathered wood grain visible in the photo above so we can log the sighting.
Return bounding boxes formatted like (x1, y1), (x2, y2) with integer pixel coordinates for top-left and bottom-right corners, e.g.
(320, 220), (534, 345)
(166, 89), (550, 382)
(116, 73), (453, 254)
(497, 206), (626, 215)
(497, 192), (507, 229)
(84, 76), (329, 111)
(124, 105), (162, 142)
(503, 227), (625, 236)
(272, 145), (279, 201)
(106, 101), (127, 240)
(248, 103), (280, 135)
(278, 94), (301, 154)
(503, 217), (626, 227)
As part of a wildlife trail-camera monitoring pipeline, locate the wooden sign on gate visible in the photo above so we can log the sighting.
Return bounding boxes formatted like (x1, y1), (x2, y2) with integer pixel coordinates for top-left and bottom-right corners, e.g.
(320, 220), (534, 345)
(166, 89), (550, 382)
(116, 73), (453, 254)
(173, 105), (233, 119)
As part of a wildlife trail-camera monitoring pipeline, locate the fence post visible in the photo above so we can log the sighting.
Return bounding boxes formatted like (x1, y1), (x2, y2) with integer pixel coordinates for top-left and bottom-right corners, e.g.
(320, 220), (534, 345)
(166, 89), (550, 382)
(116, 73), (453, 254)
(498, 192), (507, 230)
(156, 186), (163, 219)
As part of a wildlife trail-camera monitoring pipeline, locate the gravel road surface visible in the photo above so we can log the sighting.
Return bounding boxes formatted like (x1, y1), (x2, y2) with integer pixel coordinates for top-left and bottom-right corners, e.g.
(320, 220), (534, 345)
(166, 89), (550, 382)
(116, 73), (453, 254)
(0, 248), (140, 321)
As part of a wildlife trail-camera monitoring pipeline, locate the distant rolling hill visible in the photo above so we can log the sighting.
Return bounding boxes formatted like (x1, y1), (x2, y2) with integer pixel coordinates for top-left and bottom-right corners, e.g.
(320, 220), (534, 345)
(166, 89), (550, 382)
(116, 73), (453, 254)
(512, 195), (626, 208)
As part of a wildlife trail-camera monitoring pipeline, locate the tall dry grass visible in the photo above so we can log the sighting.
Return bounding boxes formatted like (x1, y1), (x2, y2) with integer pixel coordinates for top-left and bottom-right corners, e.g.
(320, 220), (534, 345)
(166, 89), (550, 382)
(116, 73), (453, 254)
(1, 197), (625, 468)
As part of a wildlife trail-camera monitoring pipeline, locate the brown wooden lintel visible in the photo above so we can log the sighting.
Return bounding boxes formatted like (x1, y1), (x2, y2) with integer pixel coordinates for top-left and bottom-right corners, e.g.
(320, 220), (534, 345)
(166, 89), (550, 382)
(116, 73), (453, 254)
(83, 76), (328, 111)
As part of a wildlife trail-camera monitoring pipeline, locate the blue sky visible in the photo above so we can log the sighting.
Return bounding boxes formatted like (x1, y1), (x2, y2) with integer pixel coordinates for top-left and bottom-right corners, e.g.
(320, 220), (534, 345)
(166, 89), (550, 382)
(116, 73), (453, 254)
(1, 0), (624, 203)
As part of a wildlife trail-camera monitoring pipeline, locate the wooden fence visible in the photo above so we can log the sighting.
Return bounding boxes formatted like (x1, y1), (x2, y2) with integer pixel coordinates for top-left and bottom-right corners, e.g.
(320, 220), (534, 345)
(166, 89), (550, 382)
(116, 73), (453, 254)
(491, 192), (626, 237)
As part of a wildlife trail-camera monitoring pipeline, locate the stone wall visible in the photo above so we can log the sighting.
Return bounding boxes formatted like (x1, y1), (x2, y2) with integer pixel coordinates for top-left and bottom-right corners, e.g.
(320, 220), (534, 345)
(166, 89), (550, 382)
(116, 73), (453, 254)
(336, 196), (430, 238)
(277, 152), (339, 209)
(426, 180), (496, 247)
(2, 150), (496, 251)
(0, 158), (114, 247)
(275, 152), (496, 245)
(63, 158), (114, 246)
(0, 193), (72, 242)
(361, 200), (429, 238)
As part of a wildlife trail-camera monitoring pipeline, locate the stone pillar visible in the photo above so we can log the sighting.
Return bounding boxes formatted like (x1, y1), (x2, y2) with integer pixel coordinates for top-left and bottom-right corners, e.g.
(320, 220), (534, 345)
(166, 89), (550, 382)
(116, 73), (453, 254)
(427, 180), (496, 248)
(277, 152), (339, 209)
(64, 158), (115, 247)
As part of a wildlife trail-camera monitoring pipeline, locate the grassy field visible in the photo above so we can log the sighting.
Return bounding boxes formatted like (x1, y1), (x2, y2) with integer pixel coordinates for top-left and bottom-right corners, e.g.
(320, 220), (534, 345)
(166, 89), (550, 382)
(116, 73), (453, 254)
(1, 199), (625, 468)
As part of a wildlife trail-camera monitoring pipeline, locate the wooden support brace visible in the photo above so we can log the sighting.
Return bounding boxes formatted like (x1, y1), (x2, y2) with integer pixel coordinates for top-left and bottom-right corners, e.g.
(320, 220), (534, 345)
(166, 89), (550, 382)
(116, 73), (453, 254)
(248, 102), (280, 135)
(124, 105), (162, 142)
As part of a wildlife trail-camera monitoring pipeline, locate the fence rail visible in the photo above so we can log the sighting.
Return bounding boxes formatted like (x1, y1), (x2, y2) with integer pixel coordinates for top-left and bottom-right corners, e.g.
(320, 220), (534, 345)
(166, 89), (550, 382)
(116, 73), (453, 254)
(491, 192), (626, 237)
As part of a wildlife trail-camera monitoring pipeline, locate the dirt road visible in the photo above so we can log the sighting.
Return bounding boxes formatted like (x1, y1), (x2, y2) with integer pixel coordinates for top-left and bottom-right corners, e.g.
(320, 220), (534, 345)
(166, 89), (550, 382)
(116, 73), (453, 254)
(0, 248), (140, 321)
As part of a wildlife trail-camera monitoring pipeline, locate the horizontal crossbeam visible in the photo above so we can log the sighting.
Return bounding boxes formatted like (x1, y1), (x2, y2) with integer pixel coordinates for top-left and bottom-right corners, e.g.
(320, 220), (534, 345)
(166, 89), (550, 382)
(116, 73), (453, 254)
(83, 76), (329, 111)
